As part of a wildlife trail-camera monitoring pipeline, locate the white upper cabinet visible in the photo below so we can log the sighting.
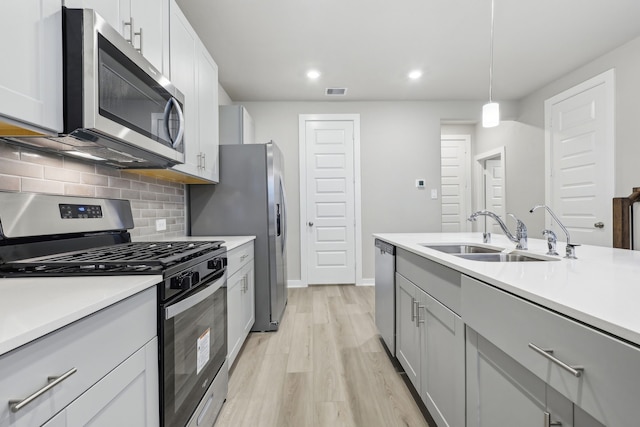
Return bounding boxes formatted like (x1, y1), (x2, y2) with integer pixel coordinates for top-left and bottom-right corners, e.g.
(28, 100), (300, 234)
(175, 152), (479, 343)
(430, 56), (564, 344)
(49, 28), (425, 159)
(0, 0), (62, 134)
(65, 0), (168, 73)
(169, 0), (219, 183)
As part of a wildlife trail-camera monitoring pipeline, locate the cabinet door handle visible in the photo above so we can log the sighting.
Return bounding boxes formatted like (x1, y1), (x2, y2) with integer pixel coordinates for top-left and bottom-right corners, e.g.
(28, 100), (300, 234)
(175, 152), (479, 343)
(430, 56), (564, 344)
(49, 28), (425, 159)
(9, 368), (77, 412)
(528, 343), (583, 377)
(201, 153), (206, 169)
(123, 18), (134, 44)
(134, 26), (143, 53)
(410, 297), (417, 322)
(544, 412), (562, 426)
(417, 304), (425, 325)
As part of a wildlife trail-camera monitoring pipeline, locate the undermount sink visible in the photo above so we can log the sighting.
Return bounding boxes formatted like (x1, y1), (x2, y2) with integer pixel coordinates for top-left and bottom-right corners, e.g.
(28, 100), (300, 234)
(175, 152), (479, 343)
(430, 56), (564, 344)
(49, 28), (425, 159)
(454, 253), (560, 262)
(420, 243), (502, 254)
(420, 243), (559, 262)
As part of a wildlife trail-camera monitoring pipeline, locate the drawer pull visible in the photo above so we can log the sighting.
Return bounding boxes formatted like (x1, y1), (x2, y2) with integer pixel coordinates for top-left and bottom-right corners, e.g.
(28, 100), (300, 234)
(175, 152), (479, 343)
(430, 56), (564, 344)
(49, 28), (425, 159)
(528, 343), (583, 377)
(240, 254), (248, 261)
(9, 367), (77, 412)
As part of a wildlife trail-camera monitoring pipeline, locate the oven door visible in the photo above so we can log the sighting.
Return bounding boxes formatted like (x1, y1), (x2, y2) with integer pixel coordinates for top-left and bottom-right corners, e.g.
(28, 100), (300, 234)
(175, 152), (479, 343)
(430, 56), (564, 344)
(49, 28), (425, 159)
(160, 271), (227, 427)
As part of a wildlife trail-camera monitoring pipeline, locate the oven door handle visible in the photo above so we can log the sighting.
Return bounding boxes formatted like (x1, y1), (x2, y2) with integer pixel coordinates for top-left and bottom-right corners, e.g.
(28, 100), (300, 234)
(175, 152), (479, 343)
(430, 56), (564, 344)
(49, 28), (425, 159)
(165, 273), (225, 320)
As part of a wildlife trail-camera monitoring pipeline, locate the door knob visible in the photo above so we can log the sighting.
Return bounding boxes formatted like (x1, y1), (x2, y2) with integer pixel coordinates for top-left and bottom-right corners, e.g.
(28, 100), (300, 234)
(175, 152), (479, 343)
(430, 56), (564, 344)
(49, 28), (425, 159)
(308, 222), (314, 226)
(594, 222), (604, 229)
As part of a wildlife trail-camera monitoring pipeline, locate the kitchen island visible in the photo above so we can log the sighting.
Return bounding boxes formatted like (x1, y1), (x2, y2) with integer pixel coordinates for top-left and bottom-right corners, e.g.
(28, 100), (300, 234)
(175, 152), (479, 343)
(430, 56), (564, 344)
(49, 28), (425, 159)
(374, 232), (640, 427)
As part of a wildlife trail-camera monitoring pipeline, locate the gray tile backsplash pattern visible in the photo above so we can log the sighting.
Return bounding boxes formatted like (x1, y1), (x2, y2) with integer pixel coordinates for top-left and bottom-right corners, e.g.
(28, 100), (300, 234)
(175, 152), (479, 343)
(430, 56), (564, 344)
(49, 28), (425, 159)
(0, 140), (186, 240)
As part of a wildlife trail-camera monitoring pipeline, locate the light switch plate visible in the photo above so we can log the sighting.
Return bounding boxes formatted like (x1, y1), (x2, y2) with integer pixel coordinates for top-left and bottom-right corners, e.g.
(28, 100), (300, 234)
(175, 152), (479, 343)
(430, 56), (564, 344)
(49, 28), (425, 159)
(431, 189), (438, 199)
(155, 218), (167, 231)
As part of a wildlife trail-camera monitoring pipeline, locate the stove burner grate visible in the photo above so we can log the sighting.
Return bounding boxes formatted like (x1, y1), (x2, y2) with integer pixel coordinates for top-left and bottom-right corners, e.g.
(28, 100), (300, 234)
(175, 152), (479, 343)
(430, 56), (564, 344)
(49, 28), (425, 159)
(0, 241), (223, 275)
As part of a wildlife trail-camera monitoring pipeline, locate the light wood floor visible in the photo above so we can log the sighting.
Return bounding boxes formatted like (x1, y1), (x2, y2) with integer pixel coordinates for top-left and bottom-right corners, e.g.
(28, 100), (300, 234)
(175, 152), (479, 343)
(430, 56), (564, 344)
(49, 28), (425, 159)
(214, 285), (431, 427)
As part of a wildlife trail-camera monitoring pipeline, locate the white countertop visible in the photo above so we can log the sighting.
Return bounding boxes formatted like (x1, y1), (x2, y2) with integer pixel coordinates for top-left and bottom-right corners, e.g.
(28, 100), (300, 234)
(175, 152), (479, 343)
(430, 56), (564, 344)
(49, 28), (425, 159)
(0, 276), (160, 357)
(156, 235), (255, 251)
(0, 235), (255, 356)
(374, 232), (640, 347)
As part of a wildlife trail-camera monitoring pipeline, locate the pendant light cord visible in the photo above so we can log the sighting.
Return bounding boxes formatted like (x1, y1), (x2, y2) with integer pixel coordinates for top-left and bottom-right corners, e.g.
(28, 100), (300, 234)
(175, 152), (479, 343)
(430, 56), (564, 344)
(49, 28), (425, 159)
(488, 0), (495, 103)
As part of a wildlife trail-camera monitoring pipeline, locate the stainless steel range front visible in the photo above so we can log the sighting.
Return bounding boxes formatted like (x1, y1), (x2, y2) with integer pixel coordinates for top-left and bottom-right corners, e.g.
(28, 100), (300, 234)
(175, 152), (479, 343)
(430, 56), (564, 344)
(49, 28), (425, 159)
(0, 192), (228, 427)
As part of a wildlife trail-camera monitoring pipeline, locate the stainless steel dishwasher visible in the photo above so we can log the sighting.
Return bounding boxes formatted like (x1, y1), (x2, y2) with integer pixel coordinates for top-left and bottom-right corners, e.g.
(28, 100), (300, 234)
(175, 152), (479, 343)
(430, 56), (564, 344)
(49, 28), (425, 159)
(374, 239), (396, 355)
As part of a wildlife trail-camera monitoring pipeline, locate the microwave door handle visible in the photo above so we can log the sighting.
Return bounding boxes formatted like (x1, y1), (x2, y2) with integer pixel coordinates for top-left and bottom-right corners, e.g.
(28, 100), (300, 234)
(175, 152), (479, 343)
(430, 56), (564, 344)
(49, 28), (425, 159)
(163, 97), (185, 149)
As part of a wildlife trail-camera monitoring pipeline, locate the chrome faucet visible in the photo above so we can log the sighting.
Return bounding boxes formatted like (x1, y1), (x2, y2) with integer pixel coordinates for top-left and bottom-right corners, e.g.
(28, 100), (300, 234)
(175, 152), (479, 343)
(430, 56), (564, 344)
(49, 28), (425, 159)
(468, 210), (528, 250)
(530, 204), (579, 259)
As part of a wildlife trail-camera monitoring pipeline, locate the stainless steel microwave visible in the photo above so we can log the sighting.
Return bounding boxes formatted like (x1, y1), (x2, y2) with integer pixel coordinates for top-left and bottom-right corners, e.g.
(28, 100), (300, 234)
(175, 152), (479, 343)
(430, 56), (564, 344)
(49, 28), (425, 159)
(54, 8), (185, 168)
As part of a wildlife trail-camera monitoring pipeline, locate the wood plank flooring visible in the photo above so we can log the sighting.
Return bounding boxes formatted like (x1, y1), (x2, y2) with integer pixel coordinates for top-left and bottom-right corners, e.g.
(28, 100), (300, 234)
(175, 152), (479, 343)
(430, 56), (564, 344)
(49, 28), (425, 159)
(214, 285), (431, 427)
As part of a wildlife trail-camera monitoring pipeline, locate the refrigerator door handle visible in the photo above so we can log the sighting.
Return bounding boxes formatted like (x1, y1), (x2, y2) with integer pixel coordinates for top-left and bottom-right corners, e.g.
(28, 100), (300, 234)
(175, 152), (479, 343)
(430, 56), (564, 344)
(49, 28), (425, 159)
(276, 203), (281, 237)
(279, 177), (288, 253)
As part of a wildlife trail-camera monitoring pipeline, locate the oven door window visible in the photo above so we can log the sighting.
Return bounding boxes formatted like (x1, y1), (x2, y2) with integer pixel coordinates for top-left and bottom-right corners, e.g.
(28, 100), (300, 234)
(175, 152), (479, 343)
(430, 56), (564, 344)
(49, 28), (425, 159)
(97, 34), (183, 150)
(162, 280), (226, 427)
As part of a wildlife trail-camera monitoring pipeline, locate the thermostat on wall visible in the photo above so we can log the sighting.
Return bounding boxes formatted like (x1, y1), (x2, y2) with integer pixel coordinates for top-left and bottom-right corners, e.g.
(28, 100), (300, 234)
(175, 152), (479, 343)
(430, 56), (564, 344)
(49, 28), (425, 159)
(416, 179), (426, 189)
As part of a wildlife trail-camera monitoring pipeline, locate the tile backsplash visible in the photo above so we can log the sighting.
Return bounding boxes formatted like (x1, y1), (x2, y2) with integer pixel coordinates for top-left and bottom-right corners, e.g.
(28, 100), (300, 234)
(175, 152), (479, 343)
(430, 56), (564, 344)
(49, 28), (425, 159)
(0, 140), (186, 241)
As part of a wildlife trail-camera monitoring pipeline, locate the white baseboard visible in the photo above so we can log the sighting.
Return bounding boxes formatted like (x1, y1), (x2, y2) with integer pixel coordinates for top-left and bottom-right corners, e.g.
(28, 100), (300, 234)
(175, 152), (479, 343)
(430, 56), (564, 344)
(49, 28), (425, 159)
(287, 280), (306, 288)
(288, 279), (374, 287)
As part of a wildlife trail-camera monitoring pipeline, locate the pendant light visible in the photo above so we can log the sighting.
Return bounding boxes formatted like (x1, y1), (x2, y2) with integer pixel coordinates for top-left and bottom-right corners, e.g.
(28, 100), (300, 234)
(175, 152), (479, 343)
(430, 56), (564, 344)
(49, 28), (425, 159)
(482, 0), (499, 128)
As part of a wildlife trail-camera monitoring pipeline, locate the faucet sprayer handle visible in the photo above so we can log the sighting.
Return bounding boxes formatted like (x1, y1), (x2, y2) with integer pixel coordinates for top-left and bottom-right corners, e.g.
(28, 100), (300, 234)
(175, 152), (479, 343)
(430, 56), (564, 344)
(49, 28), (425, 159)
(507, 213), (527, 231)
(542, 229), (559, 256)
(507, 213), (528, 250)
(542, 229), (557, 240)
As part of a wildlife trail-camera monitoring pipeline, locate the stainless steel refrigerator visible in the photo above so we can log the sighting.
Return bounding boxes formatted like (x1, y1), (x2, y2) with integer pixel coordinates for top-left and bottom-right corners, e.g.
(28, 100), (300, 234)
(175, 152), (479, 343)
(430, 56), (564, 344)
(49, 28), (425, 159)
(189, 142), (287, 331)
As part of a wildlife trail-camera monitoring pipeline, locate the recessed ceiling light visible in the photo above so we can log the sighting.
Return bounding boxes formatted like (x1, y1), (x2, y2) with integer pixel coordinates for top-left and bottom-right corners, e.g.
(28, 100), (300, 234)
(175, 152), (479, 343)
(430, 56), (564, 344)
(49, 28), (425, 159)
(408, 70), (423, 79)
(307, 70), (321, 79)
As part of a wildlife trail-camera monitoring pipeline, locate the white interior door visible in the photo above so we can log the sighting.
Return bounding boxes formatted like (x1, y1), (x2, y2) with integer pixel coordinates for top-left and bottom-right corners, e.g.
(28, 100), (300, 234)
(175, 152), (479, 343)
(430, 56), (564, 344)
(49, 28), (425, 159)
(545, 70), (615, 247)
(441, 135), (471, 232)
(484, 158), (505, 234)
(305, 120), (356, 285)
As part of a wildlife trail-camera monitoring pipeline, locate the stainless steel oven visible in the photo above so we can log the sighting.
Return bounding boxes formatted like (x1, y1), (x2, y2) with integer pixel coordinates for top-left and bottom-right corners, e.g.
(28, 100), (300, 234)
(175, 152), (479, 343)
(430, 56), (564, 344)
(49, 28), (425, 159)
(160, 260), (228, 427)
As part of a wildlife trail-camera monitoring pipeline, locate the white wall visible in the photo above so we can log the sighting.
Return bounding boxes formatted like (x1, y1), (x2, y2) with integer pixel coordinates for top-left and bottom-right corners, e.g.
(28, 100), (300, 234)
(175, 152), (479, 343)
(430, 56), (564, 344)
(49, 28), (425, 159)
(240, 100), (519, 281)
(218, 84), (233, 105)
(519, 35), (640, 197)
(220, 35), (640, 282)
(440, 122), (545, 235)
(474, 121), (545, 233)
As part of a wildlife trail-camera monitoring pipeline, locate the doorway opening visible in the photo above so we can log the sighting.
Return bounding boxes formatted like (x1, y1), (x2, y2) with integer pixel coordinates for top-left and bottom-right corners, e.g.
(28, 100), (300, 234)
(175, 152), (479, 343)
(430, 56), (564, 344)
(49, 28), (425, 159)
(474, 147), (506, 234)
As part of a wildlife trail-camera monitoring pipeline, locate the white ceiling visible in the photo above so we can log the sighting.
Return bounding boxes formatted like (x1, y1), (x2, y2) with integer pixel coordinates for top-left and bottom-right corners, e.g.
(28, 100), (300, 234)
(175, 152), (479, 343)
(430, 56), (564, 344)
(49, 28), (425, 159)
(176, 0), (640, 102)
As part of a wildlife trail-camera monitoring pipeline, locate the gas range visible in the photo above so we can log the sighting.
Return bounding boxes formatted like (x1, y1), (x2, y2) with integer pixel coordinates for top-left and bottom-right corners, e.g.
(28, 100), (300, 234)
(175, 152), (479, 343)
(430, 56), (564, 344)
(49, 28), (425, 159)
(0, 192), (226, 302)
(0, 191), (230, 426)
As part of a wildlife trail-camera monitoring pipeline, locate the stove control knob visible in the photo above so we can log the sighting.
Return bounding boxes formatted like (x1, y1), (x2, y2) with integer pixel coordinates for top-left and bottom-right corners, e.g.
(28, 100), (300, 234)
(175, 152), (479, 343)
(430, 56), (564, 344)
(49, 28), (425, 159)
(207, 258), (222, 271)
(170, 272), (198, 290)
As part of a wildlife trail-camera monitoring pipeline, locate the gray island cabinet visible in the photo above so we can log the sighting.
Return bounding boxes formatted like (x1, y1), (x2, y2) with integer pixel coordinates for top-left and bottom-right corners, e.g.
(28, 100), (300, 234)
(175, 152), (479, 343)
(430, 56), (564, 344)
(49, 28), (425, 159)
(374, 233), (640, 427)
(395, 248), (465, 427)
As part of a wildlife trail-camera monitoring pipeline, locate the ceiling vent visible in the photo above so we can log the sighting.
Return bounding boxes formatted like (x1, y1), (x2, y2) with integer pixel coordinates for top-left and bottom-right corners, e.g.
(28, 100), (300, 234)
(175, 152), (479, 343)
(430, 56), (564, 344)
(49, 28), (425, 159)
(325, 88), (347, 96)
